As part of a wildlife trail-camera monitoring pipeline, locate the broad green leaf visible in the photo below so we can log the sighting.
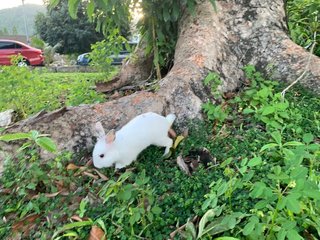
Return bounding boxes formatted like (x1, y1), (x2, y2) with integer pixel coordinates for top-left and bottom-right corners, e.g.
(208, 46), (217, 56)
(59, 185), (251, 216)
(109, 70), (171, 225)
(68, 0), (80, 19)
(62, 231), (79, 237)
(35, 137), (57, 153)
(281, 219), (296, 230)
(26, 182), (36, 190)
(172, 1), (180, 21)
(50, 0), (61, 8)
(304, 189), (320, 200)
(30, 130), (39, 140)
(277, 229), (287, 240)
(275, 102), (289, 111)
(204, 212), (247, 238)
(52, 220), (93, 239)
(242, 108), (255, 114)
(243, 221), (255, 236)
(248, 157), (262, 167)
(303, 133), (314, 144)
(240, 158), (248, 167)
(286, 229), (304, 240)
(276, 197), (286, 210)
(151, 206), (162, 215)
(290, 166), (308, 179)
(269, 120), (282, 129)
(307, 143), (319, 151)
(163, 7), (170, 22)
(260, 143), (278, 152)
(185, 221), (197, 239)
(201, 216), (233, 237)
(0, 132), (30, 141)
(118, 171), (132, 182)
(239, 166), (247, 174)
(278, 111), (290, 119)
(214, 237), (240, 240)
(117, 189), (132, 201)
(250, 182), (266, 198)
(271, 131), (282, 145)
(220, 157), (233, 168)
(95, 219), (107, 234)
(262, 106), (275, 115)
(18, 142), (32, 152)
(216, 181), (228, 196)
(283, 141), (304, 147)
(129, 214), (138, 225)
(242, 170), (254, 182)
(78, 199), (88, 218)
(285, 196), (301, 214)
(209, 0), (217, 11)
(255, 199), (269, 209)
(87, 0), (95, 21)
(273, 165), (281, 175)
(197, 209), (216, 239)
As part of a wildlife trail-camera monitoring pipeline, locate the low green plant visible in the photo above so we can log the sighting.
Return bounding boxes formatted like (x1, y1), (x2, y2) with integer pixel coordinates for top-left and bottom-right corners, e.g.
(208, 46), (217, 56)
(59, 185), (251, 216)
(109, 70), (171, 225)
(96, 170), (162, 238)
(202, 72), (230, 125)
(0, 65), (319, 239)
(183, 65), (320, 239)
(237, 65), (290, 130)
(242, 134), (320, 239)
(0, 130), (57, 153)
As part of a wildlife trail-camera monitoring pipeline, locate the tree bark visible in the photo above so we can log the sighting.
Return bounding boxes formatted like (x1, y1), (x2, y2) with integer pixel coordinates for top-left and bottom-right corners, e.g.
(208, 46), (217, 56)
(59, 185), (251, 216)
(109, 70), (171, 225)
(1, 0), (319, 166)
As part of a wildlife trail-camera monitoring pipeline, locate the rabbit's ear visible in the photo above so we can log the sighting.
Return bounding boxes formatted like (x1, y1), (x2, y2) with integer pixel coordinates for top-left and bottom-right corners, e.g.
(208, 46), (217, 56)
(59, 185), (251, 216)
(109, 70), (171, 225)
(94, 122), (106, 138)
(105, 129), (116, 143)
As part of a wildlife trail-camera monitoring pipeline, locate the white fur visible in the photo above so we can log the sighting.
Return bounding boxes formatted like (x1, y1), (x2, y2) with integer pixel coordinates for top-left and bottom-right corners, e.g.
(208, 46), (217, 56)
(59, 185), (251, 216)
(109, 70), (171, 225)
(92, 112), (176, 169)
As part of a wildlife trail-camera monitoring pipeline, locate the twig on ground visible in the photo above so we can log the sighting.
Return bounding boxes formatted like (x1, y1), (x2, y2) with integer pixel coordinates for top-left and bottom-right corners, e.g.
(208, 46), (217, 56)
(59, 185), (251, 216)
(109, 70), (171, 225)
(169, 216), (198, 239)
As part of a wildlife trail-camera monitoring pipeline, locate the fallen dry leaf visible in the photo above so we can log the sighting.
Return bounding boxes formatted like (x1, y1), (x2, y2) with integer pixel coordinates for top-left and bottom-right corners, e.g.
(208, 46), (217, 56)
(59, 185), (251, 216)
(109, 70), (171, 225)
(89, 225), (106, 240)
(31, 191), (61, 200)
(70, 215), (83, 222)
(86, 159), (93, 166)
(176, 156), (191, 176)
(173, 136), (185, 149)
(83, 171), (99, 179)
(93, 169), (109, 181)
(1, 188), (11, 194)
(12, 214), (41, 236)
(66, 163), (80, 170)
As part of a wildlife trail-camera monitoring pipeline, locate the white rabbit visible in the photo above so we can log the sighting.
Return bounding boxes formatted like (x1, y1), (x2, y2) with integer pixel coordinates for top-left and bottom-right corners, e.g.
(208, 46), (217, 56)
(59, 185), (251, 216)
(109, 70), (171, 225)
(92, 112), (176, 169)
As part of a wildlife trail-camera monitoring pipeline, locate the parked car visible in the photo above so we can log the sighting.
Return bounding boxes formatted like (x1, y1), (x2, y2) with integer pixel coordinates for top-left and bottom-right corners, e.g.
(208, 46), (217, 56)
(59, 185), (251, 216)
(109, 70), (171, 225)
(76, 41), (137, 66)
(0, 39), (44, 66)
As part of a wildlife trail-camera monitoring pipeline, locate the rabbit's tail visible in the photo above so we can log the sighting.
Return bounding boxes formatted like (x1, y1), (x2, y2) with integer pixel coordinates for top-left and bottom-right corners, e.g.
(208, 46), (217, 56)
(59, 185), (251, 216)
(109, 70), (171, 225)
(166, 114), (176, 126)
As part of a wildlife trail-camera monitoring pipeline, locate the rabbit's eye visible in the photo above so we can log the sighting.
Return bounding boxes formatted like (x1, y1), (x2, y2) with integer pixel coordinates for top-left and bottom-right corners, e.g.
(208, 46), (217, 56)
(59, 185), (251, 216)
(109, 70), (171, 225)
(99, 154), (104, 158)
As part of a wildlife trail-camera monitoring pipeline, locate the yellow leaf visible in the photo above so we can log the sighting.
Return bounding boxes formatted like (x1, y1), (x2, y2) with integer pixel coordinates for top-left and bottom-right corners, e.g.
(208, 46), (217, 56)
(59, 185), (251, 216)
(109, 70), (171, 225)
(173, 136), (185, 149)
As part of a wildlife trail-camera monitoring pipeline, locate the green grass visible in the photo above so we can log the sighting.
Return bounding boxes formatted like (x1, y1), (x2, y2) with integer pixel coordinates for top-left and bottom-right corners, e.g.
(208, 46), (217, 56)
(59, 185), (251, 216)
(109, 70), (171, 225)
(0, 67), (116, 119)
(0, 66), (319, 239)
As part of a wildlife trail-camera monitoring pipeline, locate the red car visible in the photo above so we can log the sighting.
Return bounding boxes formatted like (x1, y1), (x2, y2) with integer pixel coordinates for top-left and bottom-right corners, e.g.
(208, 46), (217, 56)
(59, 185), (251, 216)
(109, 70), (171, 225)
(0, 39), (44, 66)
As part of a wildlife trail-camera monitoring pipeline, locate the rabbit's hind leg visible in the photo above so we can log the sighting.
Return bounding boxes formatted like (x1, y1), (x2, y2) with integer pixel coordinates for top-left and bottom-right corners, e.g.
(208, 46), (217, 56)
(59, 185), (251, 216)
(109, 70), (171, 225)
(154, 136), (173, 156)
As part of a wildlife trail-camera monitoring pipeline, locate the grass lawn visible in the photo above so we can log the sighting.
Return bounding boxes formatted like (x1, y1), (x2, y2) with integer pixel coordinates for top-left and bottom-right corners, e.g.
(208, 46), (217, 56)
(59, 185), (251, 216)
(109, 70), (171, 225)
(0, 67), (116, 119)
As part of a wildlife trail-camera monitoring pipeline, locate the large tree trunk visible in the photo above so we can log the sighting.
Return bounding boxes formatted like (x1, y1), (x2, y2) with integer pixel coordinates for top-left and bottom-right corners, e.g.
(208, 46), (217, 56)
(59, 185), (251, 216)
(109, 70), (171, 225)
(1, 0), (319, 167)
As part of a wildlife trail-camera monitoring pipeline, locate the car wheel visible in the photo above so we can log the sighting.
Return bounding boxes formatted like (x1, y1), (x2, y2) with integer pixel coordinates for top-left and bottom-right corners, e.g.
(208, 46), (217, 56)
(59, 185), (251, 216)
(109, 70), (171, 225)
(17, 59), (30, 67)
